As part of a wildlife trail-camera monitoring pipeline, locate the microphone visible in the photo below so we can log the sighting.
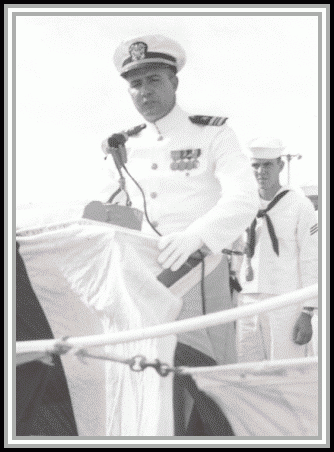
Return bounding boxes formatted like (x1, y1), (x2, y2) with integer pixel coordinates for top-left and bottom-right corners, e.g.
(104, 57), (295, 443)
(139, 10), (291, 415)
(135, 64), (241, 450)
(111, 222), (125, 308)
(103, 123), (146, 169)
(102, 124), (147, 168)
(107, 123), (146, 148)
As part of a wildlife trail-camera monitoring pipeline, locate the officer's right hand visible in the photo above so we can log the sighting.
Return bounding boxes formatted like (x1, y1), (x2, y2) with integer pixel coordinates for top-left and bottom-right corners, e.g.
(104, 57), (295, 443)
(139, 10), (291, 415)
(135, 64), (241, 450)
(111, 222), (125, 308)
(157, 232), (204, 272)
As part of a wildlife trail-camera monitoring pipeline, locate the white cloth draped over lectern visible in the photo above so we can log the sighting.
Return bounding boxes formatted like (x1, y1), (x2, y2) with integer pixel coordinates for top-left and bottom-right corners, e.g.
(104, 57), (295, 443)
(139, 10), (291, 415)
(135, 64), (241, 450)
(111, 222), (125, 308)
(16, 215), (183, 436)
(16, 204), (319, 437)
(16, 204), (222, 437)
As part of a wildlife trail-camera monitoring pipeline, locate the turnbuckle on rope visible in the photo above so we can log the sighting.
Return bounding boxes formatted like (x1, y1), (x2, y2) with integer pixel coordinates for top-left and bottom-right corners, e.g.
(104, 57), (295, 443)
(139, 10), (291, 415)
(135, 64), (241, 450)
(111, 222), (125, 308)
(129, 355), (179, 377)
(48, 336), (181, 377)
(46, 336), (179, 377)
(74, 349), (178, 377)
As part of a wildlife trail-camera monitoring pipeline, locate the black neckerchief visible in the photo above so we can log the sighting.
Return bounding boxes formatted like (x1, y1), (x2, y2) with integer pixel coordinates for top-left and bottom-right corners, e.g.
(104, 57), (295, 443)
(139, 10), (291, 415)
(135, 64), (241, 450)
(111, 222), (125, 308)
(246, 190), (290, 258)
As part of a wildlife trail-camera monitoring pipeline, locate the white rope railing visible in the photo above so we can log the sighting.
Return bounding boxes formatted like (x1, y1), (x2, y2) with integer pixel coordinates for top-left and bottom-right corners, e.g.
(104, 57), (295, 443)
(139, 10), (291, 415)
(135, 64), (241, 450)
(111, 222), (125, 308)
(16, 284), (318, 355)
(182, 356), (318, 376)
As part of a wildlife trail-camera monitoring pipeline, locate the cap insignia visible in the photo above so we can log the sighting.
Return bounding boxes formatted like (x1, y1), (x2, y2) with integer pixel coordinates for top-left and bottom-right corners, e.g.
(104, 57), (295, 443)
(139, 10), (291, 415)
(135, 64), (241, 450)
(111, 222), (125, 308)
(129, 42), (148, 62)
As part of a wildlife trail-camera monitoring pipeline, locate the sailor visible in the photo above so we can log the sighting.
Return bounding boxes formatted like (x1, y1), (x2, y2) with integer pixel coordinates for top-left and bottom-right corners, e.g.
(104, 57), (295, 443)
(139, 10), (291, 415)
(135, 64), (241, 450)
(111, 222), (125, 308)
(104, 34), (259, 435)
(236, 137), (318, 362)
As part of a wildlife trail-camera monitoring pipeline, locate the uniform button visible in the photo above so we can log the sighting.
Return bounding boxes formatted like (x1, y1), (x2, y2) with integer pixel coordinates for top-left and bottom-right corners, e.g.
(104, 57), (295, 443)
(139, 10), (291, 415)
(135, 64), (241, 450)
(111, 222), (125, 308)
(151, 221), (159, 228)
(151, 163), (158, 170)
(150, 192), (158, 199)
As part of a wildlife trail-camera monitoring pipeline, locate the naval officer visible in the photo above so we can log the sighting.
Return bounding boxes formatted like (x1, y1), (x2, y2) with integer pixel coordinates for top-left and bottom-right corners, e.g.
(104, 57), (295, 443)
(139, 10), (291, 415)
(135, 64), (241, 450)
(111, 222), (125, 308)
(103, 34), (259, 436)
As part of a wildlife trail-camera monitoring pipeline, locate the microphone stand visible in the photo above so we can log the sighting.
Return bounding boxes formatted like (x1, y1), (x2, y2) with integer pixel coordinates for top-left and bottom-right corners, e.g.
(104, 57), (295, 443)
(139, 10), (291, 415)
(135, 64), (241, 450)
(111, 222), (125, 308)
(83, 142), (143, 230)
(106, 145), (131, 206)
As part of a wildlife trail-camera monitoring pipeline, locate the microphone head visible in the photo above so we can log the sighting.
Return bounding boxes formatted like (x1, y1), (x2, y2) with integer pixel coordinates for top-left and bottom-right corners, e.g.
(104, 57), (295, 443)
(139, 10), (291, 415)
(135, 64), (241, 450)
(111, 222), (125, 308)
(107, 133), (127, 148)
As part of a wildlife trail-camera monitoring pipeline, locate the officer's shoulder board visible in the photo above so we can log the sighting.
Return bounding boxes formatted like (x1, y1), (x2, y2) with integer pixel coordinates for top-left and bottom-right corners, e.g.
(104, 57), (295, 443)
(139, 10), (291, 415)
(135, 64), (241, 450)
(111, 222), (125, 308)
(189, 115), (228, 126)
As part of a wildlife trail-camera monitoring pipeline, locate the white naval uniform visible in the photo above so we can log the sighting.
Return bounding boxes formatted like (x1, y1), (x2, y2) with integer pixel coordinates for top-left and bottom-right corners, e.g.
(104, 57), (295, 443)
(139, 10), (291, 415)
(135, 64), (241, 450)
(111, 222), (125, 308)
(237, 186), (318, 362)
(102, 104), (259, 364)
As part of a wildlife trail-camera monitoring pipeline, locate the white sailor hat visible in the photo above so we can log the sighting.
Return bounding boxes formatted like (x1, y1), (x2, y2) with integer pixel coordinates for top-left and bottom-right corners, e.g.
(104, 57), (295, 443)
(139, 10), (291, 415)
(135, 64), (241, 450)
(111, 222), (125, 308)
(248, 137), (285, 159)
(113, 34), (186, 77)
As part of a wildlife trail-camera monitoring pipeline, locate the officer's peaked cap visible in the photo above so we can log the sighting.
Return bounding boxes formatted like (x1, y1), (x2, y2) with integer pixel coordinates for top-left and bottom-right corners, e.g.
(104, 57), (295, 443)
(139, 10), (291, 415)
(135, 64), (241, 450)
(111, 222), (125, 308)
(113, 34), (186, 76)
(248, 137), (285, 159)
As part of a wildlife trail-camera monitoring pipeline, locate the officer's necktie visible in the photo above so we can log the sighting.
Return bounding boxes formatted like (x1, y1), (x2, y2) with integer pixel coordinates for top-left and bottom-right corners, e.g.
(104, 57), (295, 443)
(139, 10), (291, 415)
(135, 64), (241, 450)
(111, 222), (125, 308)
(245, 190), (290, 281)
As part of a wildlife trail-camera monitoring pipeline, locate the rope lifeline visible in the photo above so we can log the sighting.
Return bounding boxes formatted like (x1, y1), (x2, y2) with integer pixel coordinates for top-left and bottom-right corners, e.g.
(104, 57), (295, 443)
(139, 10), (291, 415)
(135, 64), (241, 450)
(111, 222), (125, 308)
(16, 285), (318, 354)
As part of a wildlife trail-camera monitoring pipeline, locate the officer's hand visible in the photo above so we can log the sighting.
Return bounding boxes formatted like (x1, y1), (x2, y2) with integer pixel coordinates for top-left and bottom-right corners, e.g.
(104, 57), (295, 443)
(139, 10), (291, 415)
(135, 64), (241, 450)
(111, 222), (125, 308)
(292, 312), (313, 345)
(157, 232), (204, 271)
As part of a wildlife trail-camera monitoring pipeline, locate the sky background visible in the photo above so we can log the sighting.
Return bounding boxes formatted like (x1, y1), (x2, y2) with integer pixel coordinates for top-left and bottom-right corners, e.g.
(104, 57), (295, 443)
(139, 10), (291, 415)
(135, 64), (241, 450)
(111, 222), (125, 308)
(15, 12), (319, 206)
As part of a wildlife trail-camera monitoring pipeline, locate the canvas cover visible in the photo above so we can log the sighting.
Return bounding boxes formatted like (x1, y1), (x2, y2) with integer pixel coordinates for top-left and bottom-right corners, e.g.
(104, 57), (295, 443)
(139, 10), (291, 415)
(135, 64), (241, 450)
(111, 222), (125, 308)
(16, 204), (318, 437)
(188, 357), (318, 437)
(16, 205), (222, 436)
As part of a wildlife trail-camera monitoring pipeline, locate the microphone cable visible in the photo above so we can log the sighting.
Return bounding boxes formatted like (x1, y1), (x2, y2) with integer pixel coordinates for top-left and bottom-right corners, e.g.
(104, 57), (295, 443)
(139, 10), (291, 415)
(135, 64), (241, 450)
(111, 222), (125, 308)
(120, 162), (207, 316)
(198, 249), (206, 315)
(121, 164), (162, 237)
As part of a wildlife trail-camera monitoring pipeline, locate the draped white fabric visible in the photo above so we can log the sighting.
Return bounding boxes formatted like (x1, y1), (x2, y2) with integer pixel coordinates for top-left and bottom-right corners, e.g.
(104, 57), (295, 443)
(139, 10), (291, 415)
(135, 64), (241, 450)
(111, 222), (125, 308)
(16, 205), (318, 437)
(188, 357), (318, 436)
(17, 217), (184, 436)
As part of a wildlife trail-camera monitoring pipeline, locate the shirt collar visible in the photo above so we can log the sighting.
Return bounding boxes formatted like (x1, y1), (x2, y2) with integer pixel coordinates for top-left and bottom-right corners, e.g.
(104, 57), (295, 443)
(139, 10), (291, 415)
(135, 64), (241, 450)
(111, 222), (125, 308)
(145, 104), (188, 136)
(260, 185), (292, 207)
(276, 185), (293, 195)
